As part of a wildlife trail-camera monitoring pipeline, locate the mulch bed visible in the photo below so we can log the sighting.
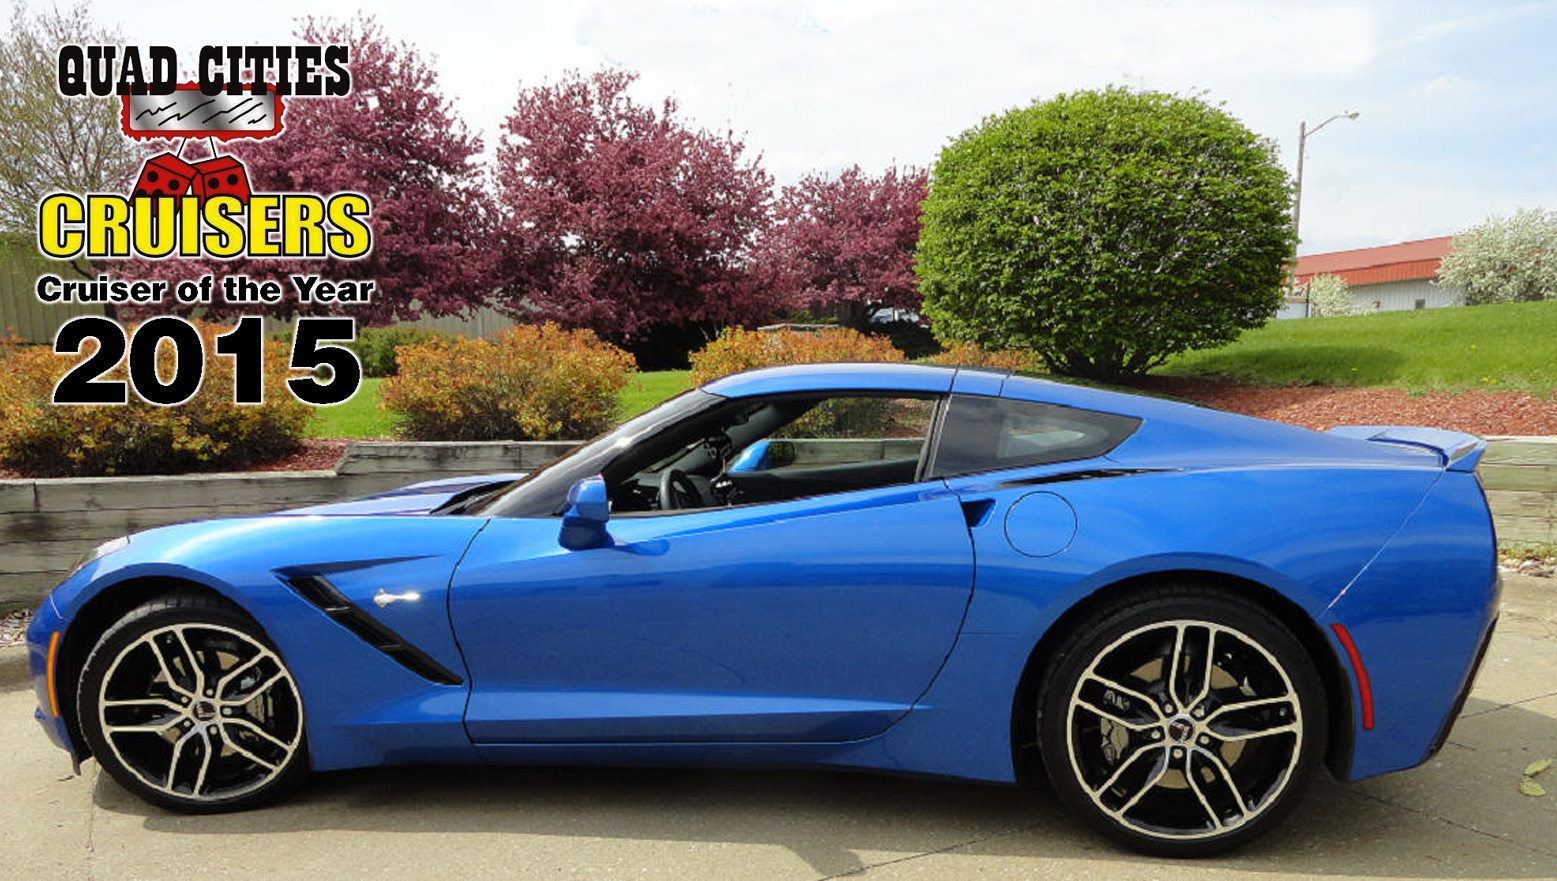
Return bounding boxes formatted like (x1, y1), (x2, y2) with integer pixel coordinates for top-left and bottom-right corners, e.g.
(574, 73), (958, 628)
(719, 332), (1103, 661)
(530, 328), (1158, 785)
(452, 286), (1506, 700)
(0, 439), (351, 481)
(1134, 378), (1557, 436)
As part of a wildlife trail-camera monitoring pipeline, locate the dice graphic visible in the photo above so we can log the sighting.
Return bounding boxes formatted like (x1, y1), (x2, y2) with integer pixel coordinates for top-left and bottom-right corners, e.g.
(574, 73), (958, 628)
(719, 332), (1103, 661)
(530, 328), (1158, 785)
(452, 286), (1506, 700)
(131, 152), (196, 216)
(190, 156), (252, 207)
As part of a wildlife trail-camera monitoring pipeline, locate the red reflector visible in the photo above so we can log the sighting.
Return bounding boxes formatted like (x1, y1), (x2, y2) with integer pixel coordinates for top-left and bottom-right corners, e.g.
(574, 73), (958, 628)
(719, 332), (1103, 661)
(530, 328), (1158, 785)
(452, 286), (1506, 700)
(46, 631), (61, 718)
(1331, 623), (1374, 730)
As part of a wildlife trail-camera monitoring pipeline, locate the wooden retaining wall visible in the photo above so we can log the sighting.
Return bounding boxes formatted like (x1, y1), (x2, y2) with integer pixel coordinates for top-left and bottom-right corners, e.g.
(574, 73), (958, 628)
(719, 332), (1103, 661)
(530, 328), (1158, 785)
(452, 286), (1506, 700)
(1480, 436), (1557, 545)
(2, 436), (1553, 611)
(0, 441), (574, 609)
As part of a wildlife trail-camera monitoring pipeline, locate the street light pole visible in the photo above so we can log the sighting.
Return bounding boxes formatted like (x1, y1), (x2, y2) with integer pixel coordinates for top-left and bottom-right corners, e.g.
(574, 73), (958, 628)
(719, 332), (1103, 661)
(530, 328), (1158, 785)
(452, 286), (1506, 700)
(1292, 110), (1358, 316)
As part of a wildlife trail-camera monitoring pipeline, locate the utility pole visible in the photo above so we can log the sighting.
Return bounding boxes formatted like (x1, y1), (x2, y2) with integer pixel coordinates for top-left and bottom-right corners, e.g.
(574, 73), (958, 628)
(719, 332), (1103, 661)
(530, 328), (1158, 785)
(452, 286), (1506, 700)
(1293, 111), (1359, 316)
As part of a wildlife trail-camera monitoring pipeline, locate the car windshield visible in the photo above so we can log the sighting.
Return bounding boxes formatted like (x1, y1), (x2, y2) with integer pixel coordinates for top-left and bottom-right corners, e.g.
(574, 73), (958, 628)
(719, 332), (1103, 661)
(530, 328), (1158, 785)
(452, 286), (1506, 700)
(469, 389), (722, 518)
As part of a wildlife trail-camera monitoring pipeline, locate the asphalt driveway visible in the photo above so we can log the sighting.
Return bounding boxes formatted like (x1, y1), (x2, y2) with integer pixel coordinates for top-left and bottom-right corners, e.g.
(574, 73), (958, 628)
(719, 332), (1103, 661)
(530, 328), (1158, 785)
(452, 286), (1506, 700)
(4, 576), (1555, 879)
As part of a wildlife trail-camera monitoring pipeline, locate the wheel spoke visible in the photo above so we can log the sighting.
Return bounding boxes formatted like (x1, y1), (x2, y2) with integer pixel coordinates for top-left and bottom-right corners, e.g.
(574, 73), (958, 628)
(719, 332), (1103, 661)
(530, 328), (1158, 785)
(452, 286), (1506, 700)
(191, 733), (214, 797)
(1205, 695), (1298, 725)
(1189, 628), (1217, 711)
(1200, 745), (1250, 817)
(223, 671), (287, 706)
(1167, 624), (1187, 709)
(145, 636), (193, 698)
(1093, 743), (1163, 796)
(172, 628), (207, 695)
(1112, 749), (1170, 818)
(225, 717), (294, 754)
(103, 697), (184, 712)
(164, 729), (195, 793)
(1211, 722), (1299, 742)
(215, 653), (267, 697)
(1184, 751), (1224, 830)
(222, 732), (280, 771)
(1074, 696), (1158, 732)
(1084, 674), (1165, 722)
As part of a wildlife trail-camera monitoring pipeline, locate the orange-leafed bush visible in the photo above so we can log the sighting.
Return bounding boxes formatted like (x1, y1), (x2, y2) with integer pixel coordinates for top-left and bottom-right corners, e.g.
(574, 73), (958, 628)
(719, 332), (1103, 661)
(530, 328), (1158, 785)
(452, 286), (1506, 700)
(0, 322), (310, 477)
(928, 341), (1048, 374)
(382, 323), (634, 441)
(688, 327), (905, 386)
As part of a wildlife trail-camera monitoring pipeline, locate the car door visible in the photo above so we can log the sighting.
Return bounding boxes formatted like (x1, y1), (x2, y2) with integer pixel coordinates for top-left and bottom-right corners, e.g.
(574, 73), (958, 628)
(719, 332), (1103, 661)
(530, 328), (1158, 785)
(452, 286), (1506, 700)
(448, 398), (975, 745)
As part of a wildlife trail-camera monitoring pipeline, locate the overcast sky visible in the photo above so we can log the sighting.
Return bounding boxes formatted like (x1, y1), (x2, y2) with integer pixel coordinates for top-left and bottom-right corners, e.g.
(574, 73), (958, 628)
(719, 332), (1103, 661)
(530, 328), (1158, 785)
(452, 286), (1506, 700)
(57, 0), (1557, 254)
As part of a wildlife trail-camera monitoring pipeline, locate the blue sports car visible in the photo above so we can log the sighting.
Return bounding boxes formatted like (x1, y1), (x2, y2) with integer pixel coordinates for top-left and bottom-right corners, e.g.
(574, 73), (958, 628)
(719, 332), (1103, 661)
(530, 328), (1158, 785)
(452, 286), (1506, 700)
(26, 363), (1499, 856)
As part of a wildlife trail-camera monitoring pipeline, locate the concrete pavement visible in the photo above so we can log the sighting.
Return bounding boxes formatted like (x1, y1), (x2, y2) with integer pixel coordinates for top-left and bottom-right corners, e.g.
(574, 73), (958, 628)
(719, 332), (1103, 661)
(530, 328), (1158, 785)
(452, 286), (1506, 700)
(3, 576), (1555, 880)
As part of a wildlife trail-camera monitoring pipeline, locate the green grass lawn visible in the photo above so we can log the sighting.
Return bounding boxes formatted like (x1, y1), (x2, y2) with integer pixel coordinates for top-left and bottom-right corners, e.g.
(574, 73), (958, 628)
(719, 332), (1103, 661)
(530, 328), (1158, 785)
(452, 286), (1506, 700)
(1156, 300), (1557, 392)
(620, 369), (692, 418)
(310, 301), (1556, 439)
(308, 377), (392, 438)
(308, 371), (695, 439)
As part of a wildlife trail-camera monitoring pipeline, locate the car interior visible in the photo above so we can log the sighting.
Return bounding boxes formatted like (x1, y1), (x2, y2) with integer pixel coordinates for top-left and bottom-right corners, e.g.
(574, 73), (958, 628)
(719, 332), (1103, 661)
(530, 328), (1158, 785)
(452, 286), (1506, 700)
(603, 393), (936, 514)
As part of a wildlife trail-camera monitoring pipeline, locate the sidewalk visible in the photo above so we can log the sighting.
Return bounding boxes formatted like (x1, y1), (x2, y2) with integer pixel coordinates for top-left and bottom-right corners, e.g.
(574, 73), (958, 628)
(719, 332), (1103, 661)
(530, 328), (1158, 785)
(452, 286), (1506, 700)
(3, 577), (1554, 879)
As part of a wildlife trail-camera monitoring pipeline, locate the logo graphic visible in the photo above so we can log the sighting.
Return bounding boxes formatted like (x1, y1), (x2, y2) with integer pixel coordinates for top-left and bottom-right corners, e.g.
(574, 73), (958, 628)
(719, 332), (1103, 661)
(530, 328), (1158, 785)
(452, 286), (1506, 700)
(119, 82), (288, 215)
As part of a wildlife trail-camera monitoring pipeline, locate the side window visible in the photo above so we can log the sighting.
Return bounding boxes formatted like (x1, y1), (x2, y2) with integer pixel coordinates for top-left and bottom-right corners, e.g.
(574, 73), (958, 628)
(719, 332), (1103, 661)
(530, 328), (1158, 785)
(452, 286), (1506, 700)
(929, 395), (1140, 477)
(723, 395), (937, 504)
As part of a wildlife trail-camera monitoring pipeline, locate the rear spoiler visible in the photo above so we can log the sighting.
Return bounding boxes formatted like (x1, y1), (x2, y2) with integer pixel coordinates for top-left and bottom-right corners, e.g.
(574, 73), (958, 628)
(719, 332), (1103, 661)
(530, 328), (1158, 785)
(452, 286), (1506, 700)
(1327, 425), (1486, 472)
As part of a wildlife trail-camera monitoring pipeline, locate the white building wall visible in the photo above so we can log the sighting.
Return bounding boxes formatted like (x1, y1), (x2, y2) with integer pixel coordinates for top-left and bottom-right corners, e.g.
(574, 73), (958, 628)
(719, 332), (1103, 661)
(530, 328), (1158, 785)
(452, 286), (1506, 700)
(1351, 278), (1462, 313)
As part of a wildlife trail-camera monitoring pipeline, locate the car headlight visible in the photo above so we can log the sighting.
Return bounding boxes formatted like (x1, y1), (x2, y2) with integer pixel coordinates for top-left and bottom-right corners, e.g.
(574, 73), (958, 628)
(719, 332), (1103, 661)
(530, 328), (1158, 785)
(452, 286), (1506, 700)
(66, 535), (129, 579)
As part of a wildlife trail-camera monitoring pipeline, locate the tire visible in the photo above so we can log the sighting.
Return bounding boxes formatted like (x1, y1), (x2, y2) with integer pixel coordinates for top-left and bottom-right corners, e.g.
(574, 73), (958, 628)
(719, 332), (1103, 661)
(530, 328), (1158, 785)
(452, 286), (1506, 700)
(1036, 583), (1327, 857)
(76, 592), (309, 813)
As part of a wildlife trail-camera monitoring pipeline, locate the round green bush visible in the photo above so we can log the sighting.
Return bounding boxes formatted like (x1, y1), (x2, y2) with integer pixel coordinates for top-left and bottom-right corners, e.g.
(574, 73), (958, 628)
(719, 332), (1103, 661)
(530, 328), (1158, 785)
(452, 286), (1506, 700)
(917, 87), (1296, 381)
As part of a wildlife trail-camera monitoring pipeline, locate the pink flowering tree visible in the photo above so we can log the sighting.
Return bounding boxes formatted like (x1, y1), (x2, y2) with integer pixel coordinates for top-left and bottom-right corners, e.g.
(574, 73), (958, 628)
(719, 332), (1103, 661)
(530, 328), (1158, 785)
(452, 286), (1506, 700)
(126, 15), (493, 325)
(761, 165), (928, 331)
(493, 68), (777, 350)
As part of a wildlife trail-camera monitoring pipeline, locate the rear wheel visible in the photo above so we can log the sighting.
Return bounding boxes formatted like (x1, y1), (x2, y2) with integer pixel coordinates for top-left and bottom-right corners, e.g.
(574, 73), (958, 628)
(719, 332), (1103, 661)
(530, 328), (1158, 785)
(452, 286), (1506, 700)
(1037, 584), (1326, 857)
(77, 594), (308, 813)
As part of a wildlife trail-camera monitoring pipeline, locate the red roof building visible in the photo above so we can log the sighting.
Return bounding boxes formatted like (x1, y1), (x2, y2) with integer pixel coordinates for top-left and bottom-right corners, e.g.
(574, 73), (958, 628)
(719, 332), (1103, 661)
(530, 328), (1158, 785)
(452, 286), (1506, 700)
(1294, 236), (1452, 286)
(1285, 236), (1461, 316)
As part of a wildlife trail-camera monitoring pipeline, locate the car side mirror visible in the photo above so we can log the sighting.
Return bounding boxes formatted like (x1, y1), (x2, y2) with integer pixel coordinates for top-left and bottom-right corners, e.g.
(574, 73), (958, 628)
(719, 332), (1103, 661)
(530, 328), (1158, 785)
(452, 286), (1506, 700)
(727, 439), (798, 474)
(767, 439), (797, 468)
(559, 475), (611, 550)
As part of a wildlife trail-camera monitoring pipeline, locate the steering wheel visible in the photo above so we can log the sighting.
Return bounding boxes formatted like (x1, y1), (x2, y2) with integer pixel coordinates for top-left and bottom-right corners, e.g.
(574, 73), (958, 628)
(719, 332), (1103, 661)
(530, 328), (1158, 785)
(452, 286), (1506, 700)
(658, 468), (703, 511)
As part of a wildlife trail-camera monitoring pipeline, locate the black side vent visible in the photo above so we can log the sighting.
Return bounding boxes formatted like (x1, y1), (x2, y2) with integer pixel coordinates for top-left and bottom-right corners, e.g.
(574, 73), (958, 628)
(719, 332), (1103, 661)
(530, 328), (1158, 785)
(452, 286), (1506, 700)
(285, 575), (463, 686)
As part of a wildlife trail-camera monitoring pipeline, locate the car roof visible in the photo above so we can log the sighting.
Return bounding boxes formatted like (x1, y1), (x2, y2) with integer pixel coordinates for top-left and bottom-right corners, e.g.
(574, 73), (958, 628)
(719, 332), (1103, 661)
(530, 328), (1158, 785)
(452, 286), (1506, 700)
(700, 362), (966, 397)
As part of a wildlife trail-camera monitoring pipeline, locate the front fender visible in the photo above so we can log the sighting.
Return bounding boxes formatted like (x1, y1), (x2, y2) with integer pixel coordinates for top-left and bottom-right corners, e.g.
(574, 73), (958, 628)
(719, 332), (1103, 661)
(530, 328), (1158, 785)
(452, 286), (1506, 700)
(46, 515), (491, 771)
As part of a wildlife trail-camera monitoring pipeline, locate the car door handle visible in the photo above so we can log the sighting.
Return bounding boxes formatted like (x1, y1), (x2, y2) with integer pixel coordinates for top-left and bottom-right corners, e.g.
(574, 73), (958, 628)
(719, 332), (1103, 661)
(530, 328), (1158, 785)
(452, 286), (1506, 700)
(959, 498), (995, 527)
(373, 589), (422, 608)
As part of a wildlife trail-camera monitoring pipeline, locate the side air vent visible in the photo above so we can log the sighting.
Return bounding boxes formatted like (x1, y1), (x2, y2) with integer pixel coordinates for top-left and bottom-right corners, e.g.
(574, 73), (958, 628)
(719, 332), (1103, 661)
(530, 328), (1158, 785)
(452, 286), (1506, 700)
(285, 574), (463, 685)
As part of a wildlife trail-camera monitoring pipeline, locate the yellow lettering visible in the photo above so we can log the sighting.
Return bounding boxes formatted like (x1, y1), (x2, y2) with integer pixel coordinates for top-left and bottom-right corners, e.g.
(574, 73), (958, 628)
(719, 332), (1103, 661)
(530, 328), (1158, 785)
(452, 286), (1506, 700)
(327, 194), (372, 259)
(37, 194), (84, 258)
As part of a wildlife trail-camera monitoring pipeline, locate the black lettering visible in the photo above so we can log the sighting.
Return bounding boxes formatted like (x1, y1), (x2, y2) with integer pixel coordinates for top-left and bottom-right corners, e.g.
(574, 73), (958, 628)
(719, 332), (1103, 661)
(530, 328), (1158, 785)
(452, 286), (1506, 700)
(323, 45), (351, 96)
(57, 45), (85, 96)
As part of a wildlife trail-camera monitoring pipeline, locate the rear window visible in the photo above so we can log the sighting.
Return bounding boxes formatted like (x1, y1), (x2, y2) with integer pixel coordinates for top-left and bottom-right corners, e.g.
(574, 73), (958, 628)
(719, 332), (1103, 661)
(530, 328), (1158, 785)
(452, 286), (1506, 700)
(928, 395), (1140, 477)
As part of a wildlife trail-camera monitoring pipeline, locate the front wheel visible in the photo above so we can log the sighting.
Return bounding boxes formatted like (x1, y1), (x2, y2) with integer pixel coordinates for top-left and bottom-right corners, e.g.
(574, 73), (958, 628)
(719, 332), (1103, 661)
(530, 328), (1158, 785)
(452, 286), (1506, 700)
(77, 593), (309, 813)
(1037, 585), (1327, 857)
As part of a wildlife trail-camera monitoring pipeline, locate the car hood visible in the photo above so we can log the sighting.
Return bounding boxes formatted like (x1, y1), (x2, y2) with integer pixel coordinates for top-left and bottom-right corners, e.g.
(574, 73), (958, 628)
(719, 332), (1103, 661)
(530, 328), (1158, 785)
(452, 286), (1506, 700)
(278, 472), (528, 516)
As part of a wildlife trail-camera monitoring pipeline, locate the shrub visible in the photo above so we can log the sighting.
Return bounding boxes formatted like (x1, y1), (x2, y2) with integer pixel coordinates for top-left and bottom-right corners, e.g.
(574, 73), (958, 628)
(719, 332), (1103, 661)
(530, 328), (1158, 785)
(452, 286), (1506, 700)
(1438, 208), (1557, 305)
(687, 327), (904, 385)
(1306, 274), (1357, 318)
(0, 322), (310, 477)
(351, 326), (455, 377)
(269, 325), (455, 377)
(382, 323), (633, 441)
(928, 341), (1047, 373)
(917, 87), (1295, 381)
